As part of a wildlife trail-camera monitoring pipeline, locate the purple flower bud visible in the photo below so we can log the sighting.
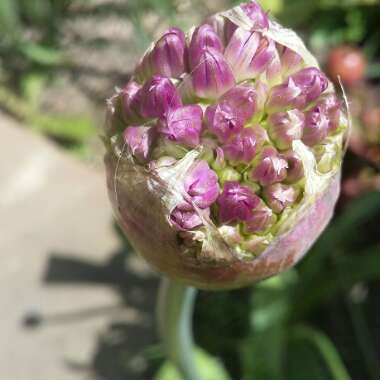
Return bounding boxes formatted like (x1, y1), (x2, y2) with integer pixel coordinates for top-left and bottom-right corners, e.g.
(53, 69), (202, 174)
(318, 94), (342, 133)
(170, 205), (203, 231)
(284, 151), (304, 183)
(158, 105), (203, 148)
(123, 126), (156, 162)
(120, 81), (142, 123)
(224, 30), (275, 82)
(224, 0), (269, 43)
(255, 80), (268, 113)
(189, 24), (224, 68)
(205, 103), (244, 142)
(267, 67), (328, 112)
(280, 47), (303, 77)
(266, 78), (303, 113)
(140, 75), (182, 119)
(241, 1), (270, 30)
(150, 27), (186, 78)
(205, 14), (227, 46)
(223, 128), (261, 164)
(191, 48), (235, 100)
(217, 181), (260, 224)
(251, 147), (288, 186)
(244, 201), (277, 233)
(268, 109), (305, 150)
(184, 160), (220, 209)
(302, 104), (329, 146)
(291, 68), (328, 105)
(263, 183), (299, 213)
(220, 84), (257, 121)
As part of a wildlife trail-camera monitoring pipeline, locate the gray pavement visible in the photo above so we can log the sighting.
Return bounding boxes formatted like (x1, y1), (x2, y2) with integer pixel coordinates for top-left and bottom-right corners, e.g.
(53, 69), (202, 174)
(0, 112), (158, 380)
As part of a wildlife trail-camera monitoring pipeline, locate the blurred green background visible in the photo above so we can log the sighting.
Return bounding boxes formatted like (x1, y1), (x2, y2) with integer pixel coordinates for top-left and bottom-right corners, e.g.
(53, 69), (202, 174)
(1, 1), (379, 379)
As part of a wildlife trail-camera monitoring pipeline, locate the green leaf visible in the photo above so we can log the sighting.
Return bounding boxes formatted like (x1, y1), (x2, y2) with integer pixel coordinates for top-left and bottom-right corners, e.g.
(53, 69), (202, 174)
(154, 349), (231, 380)
(0, 0), (20, 35)
(17, 42), (64, 66)
(285, 326), (352, 380)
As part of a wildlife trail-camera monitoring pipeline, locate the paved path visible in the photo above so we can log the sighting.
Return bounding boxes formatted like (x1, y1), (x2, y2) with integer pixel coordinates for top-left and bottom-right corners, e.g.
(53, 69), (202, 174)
(0, 113), (158, 380)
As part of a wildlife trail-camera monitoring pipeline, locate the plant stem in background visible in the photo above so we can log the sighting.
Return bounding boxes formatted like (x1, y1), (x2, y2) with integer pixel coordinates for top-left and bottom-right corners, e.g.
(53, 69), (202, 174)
(157, 278), (201, 380)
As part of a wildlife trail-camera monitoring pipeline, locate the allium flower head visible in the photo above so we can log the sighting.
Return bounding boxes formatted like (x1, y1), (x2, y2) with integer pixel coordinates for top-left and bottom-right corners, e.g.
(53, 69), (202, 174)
(104, 1), (347, 289)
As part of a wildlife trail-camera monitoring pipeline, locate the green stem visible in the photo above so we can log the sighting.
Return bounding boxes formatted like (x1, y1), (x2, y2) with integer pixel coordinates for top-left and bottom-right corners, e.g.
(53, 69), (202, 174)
(157, 278), (201, 380)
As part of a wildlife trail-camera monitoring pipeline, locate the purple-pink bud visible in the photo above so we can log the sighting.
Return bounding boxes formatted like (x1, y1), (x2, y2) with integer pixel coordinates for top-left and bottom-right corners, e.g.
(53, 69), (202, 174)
(170, 205), (203, 231)
(263, 183), (299, 213)
(280, 47), (303, 77)
(318, 94), (341, 133)
(220, 84), (257, 121)
(120, 81), (142, 123)
(244, 201), (276, 233)
(241, 1), (270, 30)
(224, 0), (269, 42)
(223, 128), (261, 164)
(284, 151), (304, 183)
(205, 14), (227, 46)
(217, 181), (260, 224)
(191, 48), (235, 100)
(158, 105), (203, 148)
(140, 75), (182, 119)
(205, 103), (244, 143)
(292, 68), (328, 102)
(189, 24), (224, 68)
(251, 147), (288, 186)
(224, 30), (275, 82)
(268, 109), (305, 150)
(184, 160), (220, 209)
(150, 27), (186, 78)
(267, 67), (328, 112)
(123, 126), (156, 162)
(302, 104), (329, 146)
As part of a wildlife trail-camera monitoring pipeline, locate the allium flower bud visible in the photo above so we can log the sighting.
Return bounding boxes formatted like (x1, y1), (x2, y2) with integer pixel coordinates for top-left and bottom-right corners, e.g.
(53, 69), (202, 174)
(123, 126), (156, 163)
(217, 181), (260, 224)
(284, 151), (304, 183)
(137, 28), (186, 80)
(205, 103), (244, 142)
(302, 104), (329, 146)
(170, 205), (203, 231)
(224, 0), (269, 42)
(189, 24), (224, 68)
(220, 84), (257, 121)
(223, 128), (262, 164)
(140, 75), (182, 119)
(267, 67), (328, 112)
(244, 201), (277, 233)
(158, 105), (203, 148)
(184, 160), (219, 209)
(104, 1), (347, 289)
(120, 81), (142, 123)
(268, 109), (304, 150)
(251, 147), (288, 186)
(190, 48), (235, 100)
(319, 94), (342, 133)
(280, 47), (303, 77)
(224, 29), (275, 82)
(263, 183), (299, 213)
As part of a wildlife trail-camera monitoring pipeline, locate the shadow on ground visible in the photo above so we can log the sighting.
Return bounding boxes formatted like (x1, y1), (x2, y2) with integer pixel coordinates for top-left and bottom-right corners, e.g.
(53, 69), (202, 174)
(25, 244), (161, 380)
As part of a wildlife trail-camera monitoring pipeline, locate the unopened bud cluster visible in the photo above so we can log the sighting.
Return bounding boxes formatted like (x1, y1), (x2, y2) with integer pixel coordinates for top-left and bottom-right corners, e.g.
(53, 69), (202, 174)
(105, 1), (345, 262)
